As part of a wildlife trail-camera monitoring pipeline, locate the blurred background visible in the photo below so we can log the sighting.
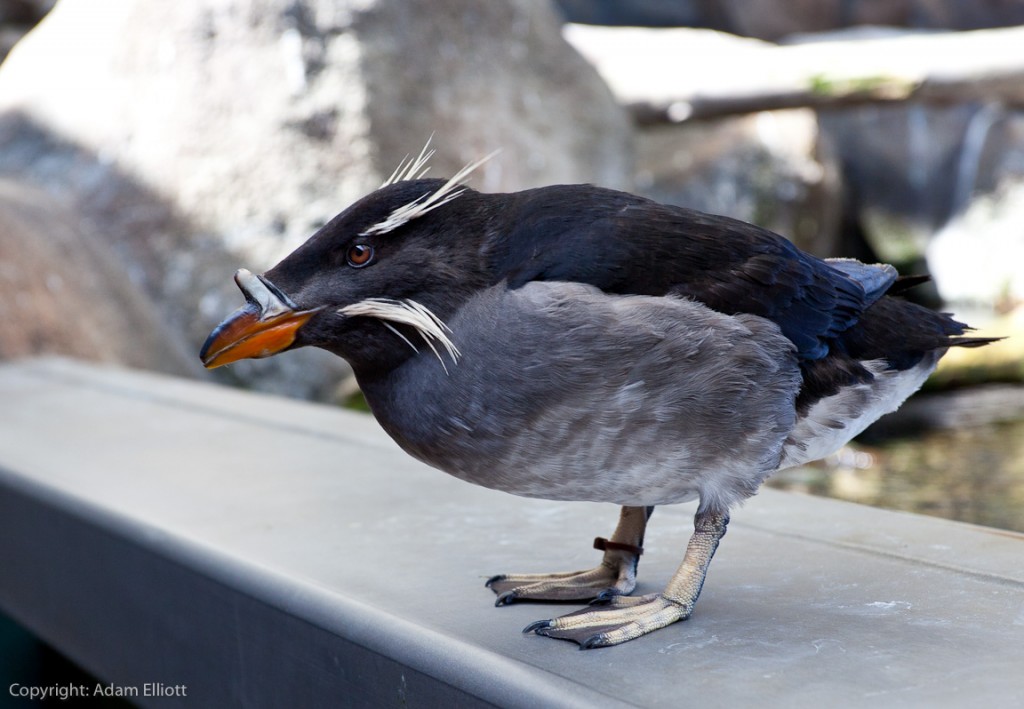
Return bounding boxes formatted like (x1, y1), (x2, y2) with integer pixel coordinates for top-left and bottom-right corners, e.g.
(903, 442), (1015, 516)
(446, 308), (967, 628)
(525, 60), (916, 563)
(1, 1), (1021, 528)
(1, 0), (1022, 694)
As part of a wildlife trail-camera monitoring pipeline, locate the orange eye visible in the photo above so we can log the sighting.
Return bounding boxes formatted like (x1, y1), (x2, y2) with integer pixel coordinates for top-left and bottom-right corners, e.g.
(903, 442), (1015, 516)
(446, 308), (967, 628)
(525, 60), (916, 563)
(346, 244), (374, 268)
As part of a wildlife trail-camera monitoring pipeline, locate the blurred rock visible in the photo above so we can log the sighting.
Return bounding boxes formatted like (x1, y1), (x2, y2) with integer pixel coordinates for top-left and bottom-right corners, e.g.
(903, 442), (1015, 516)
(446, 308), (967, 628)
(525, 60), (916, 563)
(635, 109), (843, 256)
(355, 0), (631, 196)
(0, 178), (198, 375)
(0, 0), (630, 400)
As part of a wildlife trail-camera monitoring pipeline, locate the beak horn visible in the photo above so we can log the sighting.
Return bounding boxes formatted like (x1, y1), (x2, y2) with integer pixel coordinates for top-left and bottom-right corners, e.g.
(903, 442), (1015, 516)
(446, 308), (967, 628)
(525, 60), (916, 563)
(200, 269), (319, 369)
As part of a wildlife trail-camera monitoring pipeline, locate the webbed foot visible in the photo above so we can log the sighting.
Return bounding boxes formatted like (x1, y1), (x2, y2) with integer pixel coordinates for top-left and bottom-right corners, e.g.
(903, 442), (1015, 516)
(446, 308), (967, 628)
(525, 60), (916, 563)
(523, 508), (729, 649)
(486, 506), (651, 605)
(486, 541), (639, 604)
(524, 593), (692, 648)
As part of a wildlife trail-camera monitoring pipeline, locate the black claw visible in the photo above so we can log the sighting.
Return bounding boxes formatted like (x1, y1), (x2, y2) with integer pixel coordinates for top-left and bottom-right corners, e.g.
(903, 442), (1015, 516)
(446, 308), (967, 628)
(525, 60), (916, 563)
(591, 589), (616, 604)
(484, 574), (506, 588)
(579, 634), (608, 650)
(522, 619), (552, 634)
(494, 590), (518, 607)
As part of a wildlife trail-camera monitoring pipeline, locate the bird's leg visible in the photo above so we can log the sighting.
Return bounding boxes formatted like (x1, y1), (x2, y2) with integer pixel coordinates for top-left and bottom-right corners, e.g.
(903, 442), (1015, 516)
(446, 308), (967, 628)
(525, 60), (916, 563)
(525, 507), (729, 649)
(487, 505), (653, 605)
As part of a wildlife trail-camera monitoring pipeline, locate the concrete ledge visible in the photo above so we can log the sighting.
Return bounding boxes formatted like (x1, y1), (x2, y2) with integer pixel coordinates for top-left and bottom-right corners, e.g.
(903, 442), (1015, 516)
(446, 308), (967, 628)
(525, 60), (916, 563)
(1, 357), (1022, 707)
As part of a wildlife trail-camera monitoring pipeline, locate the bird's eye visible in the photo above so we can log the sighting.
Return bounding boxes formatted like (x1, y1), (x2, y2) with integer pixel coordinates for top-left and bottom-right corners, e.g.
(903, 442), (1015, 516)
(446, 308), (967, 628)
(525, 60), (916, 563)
(346, 244), (375, 268)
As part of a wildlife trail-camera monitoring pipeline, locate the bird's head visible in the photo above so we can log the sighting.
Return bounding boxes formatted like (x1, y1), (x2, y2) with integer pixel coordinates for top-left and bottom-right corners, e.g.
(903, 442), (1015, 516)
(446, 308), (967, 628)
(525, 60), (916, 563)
(200, 169), (496, 377)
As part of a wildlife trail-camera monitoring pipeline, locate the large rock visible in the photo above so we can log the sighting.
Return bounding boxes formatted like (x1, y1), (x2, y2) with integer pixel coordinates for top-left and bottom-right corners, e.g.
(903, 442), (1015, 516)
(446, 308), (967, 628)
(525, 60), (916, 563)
(0, 0), (631, 400)
(355, 2), (631, 196)
(0, 178), (198, 375)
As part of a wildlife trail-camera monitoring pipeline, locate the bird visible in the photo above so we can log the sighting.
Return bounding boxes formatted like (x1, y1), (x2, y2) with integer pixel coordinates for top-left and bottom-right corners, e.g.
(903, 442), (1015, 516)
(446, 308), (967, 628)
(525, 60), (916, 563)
(200, 147), (996, 649)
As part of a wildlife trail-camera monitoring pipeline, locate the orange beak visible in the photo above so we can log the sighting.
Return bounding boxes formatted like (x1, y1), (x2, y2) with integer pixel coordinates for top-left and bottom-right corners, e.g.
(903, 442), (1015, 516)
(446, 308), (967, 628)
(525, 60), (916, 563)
(200, 269), (320, 369)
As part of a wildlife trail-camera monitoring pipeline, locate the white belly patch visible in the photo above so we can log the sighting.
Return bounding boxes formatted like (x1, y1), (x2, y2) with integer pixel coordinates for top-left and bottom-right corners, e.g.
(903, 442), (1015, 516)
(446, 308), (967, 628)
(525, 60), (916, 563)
(778, 354), (939, 469)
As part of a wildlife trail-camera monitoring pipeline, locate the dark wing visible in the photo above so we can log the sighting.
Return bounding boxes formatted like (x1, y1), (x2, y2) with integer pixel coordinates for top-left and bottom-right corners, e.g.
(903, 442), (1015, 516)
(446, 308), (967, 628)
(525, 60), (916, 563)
(490, 185), (882, 362)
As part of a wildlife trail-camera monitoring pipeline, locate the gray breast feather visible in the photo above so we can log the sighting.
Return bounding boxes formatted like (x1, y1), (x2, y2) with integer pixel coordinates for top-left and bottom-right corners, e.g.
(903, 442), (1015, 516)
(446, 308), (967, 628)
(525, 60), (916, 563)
(370, 281), (802, 508)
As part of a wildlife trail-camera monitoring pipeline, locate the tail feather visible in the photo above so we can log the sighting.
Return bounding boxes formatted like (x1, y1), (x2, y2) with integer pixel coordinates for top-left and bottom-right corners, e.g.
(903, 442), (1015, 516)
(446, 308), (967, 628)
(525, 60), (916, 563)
(885, 274), (932, 296)
(946, 335), (1004, 349)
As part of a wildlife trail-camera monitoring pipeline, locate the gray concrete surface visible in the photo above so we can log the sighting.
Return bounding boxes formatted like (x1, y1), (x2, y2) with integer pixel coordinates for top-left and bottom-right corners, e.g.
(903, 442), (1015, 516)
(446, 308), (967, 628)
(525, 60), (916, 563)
(0, 357), (1022, 708)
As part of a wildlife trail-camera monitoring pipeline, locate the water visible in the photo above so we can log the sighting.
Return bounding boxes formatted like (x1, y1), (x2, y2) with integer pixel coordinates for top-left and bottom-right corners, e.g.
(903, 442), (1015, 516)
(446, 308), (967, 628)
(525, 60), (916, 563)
(769, 405), (1024, 533)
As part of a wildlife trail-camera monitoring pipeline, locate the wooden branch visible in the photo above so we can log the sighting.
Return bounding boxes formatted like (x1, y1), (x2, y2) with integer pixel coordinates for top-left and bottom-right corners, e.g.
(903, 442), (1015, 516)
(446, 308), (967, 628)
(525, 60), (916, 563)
(564, 25), (1024, 123)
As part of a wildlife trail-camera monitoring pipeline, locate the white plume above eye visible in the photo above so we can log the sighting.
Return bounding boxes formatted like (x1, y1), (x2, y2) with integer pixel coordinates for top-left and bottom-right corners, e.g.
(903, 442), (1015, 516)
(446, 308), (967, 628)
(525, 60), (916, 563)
(378, 137), (436, 189)
(361, 137), (500, 237)
(340, 297), (461, 374)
